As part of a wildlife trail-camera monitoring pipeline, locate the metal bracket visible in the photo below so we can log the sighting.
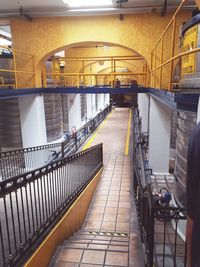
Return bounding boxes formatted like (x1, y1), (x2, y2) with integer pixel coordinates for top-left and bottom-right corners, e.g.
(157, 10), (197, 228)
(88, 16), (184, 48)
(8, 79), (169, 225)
(19, 7), (32, 22)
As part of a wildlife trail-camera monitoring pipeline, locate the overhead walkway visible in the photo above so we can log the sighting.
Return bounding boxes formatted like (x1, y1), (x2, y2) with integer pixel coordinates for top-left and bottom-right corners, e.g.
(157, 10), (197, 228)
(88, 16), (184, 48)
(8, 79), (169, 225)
(49, 108), (145, 267)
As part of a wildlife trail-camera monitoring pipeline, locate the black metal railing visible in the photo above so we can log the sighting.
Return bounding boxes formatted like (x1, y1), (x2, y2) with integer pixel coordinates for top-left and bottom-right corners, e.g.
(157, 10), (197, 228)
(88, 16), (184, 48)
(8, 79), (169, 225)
(133, 109), (187, 267)
(0, 143), (103, 267)
(0, 104), (111, 181)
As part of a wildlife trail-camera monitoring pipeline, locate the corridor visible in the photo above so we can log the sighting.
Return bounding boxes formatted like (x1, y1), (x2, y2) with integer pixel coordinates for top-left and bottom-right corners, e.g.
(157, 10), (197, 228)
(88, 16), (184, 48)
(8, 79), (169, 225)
(50, 108), (145, 267)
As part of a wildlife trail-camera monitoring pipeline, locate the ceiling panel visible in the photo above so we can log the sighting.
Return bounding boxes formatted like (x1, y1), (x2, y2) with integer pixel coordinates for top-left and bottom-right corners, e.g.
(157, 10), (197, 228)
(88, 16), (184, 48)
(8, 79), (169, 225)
(0, 0), (197, 17)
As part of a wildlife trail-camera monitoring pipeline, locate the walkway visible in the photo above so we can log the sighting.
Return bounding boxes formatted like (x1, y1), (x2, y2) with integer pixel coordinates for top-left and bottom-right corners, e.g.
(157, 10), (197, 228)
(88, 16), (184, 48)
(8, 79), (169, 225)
(50, 108), (145, 267)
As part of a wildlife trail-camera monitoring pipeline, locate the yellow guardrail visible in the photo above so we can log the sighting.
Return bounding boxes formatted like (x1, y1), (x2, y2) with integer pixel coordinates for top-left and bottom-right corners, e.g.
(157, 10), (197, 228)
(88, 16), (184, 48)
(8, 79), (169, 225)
(150, 0), (199, 91)
(0, 45), (35, 89)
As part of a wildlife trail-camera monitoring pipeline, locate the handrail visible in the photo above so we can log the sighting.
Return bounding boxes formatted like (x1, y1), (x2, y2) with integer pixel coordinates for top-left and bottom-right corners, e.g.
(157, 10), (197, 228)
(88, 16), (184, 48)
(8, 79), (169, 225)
(133, 109), (187, 267)
(0, 104), (112, 181)
(0, 143), (103, 267)
(152, 46), (200, 72)
(0, 45), (36, 89)
(149, 0), (200, 91)
(153, 0), (186, 49)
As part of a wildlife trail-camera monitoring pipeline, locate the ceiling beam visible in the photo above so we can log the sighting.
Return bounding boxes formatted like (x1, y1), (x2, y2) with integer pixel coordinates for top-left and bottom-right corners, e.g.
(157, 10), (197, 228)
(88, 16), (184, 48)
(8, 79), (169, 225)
(0, 4), (196, 18)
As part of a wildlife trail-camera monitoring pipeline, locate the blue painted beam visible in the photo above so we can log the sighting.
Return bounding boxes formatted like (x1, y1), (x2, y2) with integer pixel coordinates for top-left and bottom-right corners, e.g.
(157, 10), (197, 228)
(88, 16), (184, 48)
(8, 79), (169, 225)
(0, 86), (199, 112)
(0, 86), (149, 99)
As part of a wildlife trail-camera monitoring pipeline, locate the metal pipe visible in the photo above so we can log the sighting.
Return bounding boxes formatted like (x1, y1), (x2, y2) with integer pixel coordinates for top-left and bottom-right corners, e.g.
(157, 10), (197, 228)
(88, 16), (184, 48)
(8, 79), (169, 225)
(47, 72), (147, 76)
(169, 18), (176, 91)
(151, 46), (200, 72)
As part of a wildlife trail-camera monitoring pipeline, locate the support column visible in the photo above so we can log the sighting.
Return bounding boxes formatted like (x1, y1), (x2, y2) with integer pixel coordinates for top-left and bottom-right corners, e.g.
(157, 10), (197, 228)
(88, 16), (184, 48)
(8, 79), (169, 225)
(105, 94), (110, 106)
(137, 93), (149, 133)
(148, 96), (171, 174)
(86, 94), (93, 120)
(18, 94), (48, 169)
(98, 94), (104, 111)
(197, 95), (200, 123)
(18, 94), (47, 147)
(68, 94), (82, 131)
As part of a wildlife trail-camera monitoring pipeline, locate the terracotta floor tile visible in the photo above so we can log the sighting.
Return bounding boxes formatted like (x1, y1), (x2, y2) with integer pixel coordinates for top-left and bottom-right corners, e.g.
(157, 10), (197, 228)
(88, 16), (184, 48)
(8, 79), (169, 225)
(93, 195), (108, 201)
(85, 220), (102, 230)
(110, 185), (120, 191)
(119, 191), (130, 196)
(119, 202), (131, 208)
(107, 195), (119, 201)
(117, 214), (130, 223)
(93, 200), (107, 207)
(105, 251), (128, 266)
(101, 221), (116, 231)
(87, 213), (104, 221)
(108, 245), (129, 252)
(121, 186), (130, 191)
(119, 196), (130, 202)
(108, 190), (120, 196)
(116, 222), (130, 232)
(56, 262), (79, 267)
(111, 181), (121, 185)
(103, 213), (117, 222)
(57, 249), (83, 263)
(105, 207), (118, 214)
(80, 264), (103, 267)
(90, 207), (105, 213)
(106, 201), (118, 208)
(82, 250), (105, 265)
(88, 243), (108, 250)
(117, 207), (130, 215)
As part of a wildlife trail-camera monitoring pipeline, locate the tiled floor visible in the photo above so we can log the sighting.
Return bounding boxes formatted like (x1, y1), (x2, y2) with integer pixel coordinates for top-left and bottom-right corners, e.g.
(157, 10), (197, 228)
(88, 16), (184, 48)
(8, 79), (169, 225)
(50, 108), (145, 267)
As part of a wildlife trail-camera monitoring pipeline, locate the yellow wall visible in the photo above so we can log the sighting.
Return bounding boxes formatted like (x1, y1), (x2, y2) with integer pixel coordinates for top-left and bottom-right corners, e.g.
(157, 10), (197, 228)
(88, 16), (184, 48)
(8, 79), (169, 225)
(195, 0), (200, 8)
(10, 11), (192, 88)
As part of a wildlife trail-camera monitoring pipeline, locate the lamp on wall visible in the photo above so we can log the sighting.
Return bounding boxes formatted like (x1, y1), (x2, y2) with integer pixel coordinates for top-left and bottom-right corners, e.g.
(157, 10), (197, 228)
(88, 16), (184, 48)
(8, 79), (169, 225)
(59, 60), (65, 68)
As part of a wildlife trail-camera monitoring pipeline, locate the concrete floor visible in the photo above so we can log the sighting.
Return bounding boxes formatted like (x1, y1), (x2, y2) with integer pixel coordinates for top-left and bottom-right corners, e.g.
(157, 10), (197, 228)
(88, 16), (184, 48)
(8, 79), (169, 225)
(51, 108), (145, 267)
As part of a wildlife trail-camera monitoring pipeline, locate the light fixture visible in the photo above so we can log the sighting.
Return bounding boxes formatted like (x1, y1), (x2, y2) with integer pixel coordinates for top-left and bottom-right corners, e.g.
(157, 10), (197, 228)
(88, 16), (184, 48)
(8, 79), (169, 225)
(63, 0), (113, 8)
(68, 8), (114, 12)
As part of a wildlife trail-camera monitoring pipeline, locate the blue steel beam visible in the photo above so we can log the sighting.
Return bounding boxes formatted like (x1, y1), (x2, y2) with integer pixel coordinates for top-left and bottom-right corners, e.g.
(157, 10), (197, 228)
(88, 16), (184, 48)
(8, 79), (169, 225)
(0, 86), (199, 112)
(0, 86), (149, 100)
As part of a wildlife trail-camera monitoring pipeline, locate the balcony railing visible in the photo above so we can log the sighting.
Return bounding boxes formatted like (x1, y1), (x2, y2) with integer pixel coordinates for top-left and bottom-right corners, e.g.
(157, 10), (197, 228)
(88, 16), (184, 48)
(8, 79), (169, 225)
(133, 109), (187, 267)
(0, 104), (111, 181)
(0, 143), (103, 267)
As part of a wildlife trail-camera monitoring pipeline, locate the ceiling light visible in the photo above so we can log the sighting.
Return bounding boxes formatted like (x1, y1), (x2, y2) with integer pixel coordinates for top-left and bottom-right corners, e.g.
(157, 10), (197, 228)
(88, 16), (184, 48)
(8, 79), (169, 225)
(63, 0), (113, 8)
(68, 8), (114, 12)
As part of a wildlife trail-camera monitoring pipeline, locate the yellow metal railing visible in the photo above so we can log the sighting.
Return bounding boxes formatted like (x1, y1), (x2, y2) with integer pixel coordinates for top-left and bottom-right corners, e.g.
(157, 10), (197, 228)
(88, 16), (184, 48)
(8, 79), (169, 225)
(45, 72), (147, 87)
(43, 55), (148, 88)
(0, 45), (35, 89)
(150, 0), (199, 91)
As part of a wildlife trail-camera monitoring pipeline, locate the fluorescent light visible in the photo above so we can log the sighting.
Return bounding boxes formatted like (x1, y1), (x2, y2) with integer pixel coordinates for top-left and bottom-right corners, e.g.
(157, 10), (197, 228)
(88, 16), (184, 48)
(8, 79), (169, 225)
(68, 8), (113, 12)
(63, 0), (113, 8)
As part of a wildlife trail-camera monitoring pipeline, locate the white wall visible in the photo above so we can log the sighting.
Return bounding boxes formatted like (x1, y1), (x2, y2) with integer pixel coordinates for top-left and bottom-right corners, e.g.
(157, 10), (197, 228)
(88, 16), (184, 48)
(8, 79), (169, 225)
(138, 93), (149, 133)
(148, 96), (171, 174)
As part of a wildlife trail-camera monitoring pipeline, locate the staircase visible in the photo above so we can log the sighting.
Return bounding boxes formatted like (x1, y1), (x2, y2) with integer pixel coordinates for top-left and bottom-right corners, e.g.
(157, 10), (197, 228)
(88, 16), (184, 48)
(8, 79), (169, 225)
(49, 229), (130, 266)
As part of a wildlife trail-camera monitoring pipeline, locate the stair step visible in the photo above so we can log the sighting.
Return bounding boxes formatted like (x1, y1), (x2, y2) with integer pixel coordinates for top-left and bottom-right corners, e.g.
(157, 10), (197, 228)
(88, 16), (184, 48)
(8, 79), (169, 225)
(63, 242), (129, 252)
